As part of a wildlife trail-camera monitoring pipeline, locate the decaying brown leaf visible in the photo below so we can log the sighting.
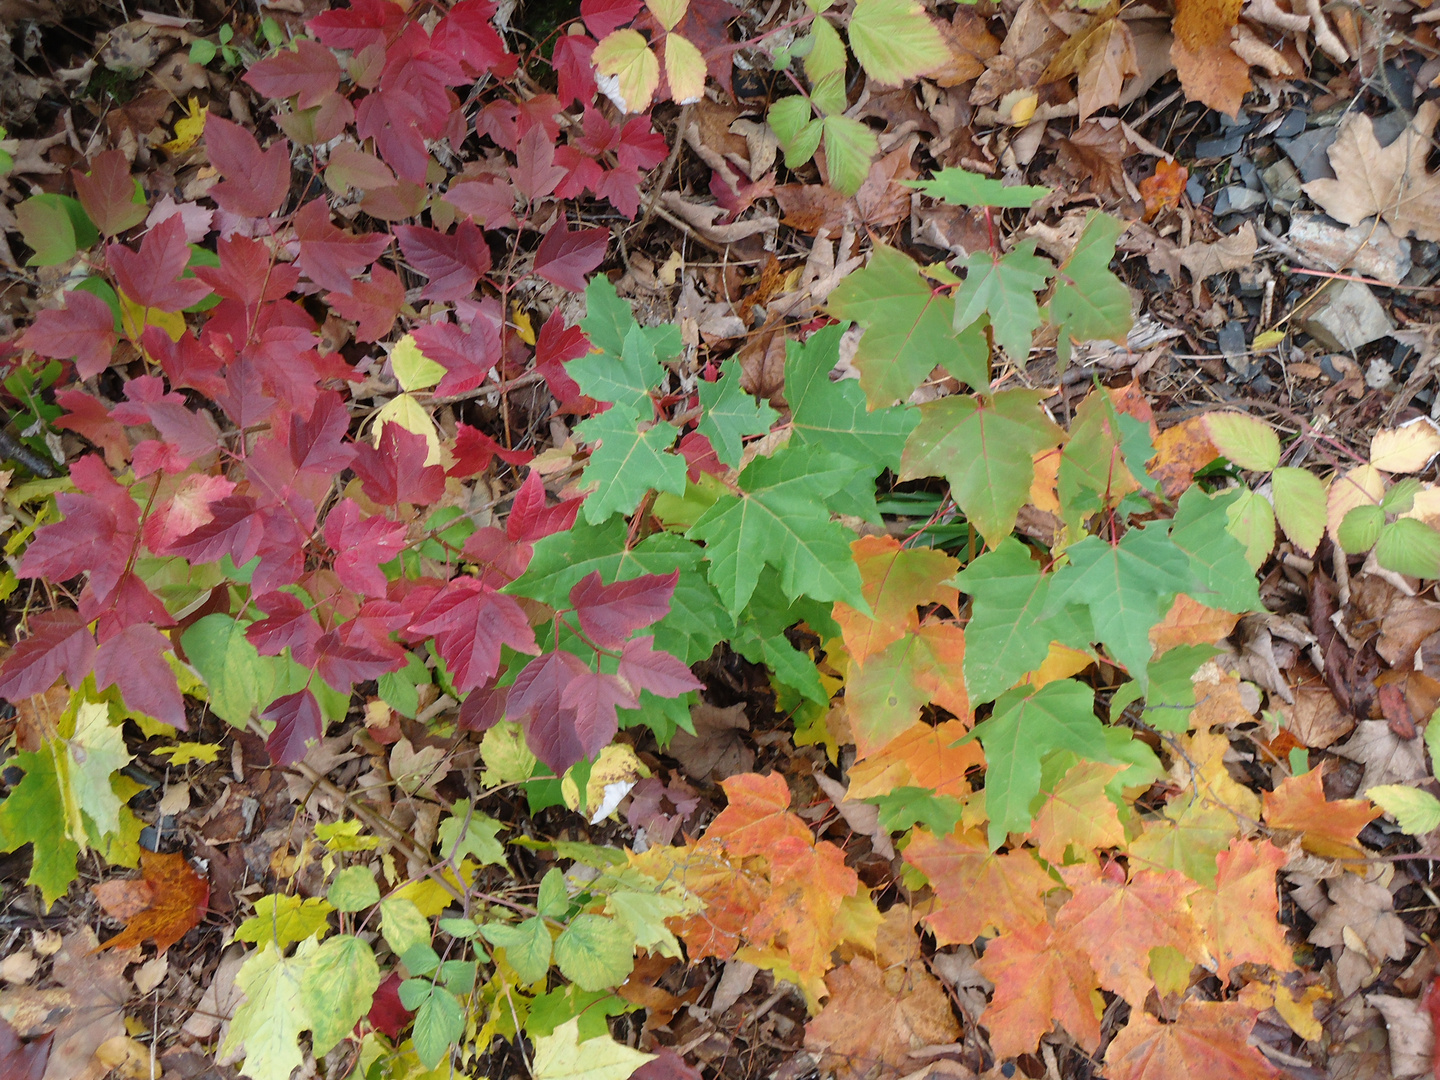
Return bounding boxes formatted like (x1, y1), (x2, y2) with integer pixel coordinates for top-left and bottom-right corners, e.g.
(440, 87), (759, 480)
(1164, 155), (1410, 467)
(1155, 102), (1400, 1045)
(1177, 222), (1258, 280)
(1304, 102), (1440, 241)
(1170, 0), (1251, 118)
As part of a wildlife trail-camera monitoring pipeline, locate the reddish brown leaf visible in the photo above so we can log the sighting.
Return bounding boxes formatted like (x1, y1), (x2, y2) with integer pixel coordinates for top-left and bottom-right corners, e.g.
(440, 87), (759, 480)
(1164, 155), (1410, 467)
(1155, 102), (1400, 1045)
(72, 150), (147, 236)
(1103, 1002), (1277, 1080)
(94, 851), (209, 953)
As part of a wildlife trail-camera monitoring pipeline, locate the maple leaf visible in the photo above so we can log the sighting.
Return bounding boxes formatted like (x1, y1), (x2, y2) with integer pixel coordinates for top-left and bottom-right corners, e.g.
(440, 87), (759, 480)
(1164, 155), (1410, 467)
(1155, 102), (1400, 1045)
(695, 358), (778, 468)
(204, 114), (292, 218)
(394, 221), (492, 301)
(833, 535), (958, 665)
(534, 218), (610, 293)
(574, 406), (686, 523)
(706, 771), (813, 858)
(845, 618), (968, 755)
(508, 649), (593, 772)
(351, 425), (446, 505)
(324, 499), (407, 596)
(309, 0), (405, 49)
(903, 827), (1055, 945)
(107, 215), (212, 313)
(191, 235), (300, 318)
(901, 390), (1064, 545)
(952, 242), (1052, 361)
(165, 494), (262, 566)
(411, 319), (500, 397)
(94, 851), (209, 953)
(569, 570), (678, 649)
(293, 199), (390, 295)
(72, 149), (147, 236)
(1055, 866), (1203, 1007)
(1028, 760), (1126, 863)
(327, 265), (406, 342)
(1193, 838), (1294, 982)
(1262, 768), (1381, 859)
(976, 919), (1102, 1057)
(511, 125), (572, 202)
(244, 38), (341, 108)
(18, 454), (140, 608)
(553, 32), (598, 105)
(433, 0), (516, 77)
(1102, 1001), (1278, 1080)
(508, 470), (584, 542)
(248, 592), (323, 658)
(0, 1017), (48, 1080)
(0, 747), (80, 906)
(55, 389), (129, 467)
(846, 719), (982, 802)
(0, 609), (96, 701)
(263, 688), (325, 766)
(19, 288), (116, 380)
(1170, 0), (1251, 120)
(746, 834), (861, 990)
(407, 576), (539, 693)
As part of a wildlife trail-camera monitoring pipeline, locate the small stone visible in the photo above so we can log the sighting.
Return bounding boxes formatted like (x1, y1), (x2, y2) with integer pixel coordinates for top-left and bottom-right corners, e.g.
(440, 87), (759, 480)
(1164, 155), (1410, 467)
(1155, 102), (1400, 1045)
(1278, 127), (1339, 183)
(1299, 280), (1395, 352)
(1261, 159), (1303, 205)
(1215, 186), (1267, 215)
(1185, 175), (1207, 204)
(1271, 109), (1307, 139)
(1286, 214), (1412, 284)
(1197, 131), (1245, 158)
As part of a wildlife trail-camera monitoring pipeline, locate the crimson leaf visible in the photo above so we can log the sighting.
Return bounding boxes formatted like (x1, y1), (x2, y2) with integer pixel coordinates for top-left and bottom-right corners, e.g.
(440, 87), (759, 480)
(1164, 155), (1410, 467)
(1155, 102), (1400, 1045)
(107, 215), (211, 312)
(20, 289), (116, 379)
(324, 499), (407, 596)
(411, 320), (499, 397)
(552, 33), (598, 106)
(326, 265), (406, 342)
(533, 218), (609, 293)
(569, 570), (678, 649)
(507, 470), (582, 542)
(18, 454), (138, 606)
(93, 623), (186, 729)
(534, 309), (595, 413)
(248, 592), (324, 658)
(581, 0), (643, 37)
(0, 609), (96, 701)
(510, 126), (570, 202)
(448, 425), (533, 477)
(407, 576), (538, 693)
(263, 688), (324, 766)
(204, 114), (292, 219)
(508, 649), (589, 773)
(72, 150), (147, 236)
(243, 39), (341, 109)
(432, 0), (516, 77)
(165, 495), (262, 566)
(191, 234), (300, 314)
(351, 425), (445, 505)
(394, 221), (492, 301)
(293, 199), (390, 295)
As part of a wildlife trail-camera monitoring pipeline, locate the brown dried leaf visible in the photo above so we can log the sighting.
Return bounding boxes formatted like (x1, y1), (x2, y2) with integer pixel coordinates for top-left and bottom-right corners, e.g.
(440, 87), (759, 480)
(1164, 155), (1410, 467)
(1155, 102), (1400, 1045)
(1178, 222), (1257, 279)
(1333, 720), (1427, 794)
(931, 7), (1001, 86)
(1309, 875), (1408, 962)
(1170, 0), (1251, 118)
(1304, 102), (1440, 241)
(1279, 687), (1355, 750)
(669, 702), (754, 782)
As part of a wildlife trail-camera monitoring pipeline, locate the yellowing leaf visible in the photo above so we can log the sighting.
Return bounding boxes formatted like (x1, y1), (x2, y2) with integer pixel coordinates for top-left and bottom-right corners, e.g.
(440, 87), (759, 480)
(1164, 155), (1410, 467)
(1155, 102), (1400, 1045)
(374, 392), (441, 464)
(1370, 419), (1440, 473)
(162, 96), (207, 153)
(1013, 642), (1093, 691)
(57, 700), (132, 847)
(121, 291), (186, 345)
(594, 30), (660, 114)
(1202, 412), (1279, 471)
(846, 0), (950, 87)
(1271, 466), (1327, 555)
(1273, 982), (1328, 1042)
(1368, 784), (1440, 835)
(391, 333), (446, 393)
(663, 33), (706, 105)
(1251, 328), (1286, 350)
(1327, 464), (1386, 541)
(532, 1017), (655, 1080)
(645, 0), (689, 31)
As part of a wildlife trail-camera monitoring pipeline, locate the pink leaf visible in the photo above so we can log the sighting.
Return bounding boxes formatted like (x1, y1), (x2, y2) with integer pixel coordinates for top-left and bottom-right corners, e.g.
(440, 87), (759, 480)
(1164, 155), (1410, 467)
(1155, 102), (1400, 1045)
(560, 667), (636, 755)
(143, 474), (236, 553)
(20, 290), (116, 379)
(325, 499), (407, 596)
(204, 114), (292, 219)
(618, 636), (704, 697)
(508, 649), (589, 773)
(443, 178), (518, 231)
(326, 265), (406, 342)
(165, 495), (261, 566)
(54, 389), (128, 467)
(509, 125), (569, 202)
(432, 0), (516, 77)
(533, 217), (609, 293)
(552, 33), (598, 106)
(190, 234), (300, 313)
(308, 0), (405, 51)
(293, 198), (390, 295)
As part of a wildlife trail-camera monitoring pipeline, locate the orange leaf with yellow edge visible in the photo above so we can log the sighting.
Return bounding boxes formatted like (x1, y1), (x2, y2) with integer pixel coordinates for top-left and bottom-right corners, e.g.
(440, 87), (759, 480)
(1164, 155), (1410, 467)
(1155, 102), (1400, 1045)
(748, 835), (859, 987)
(976, 920), (1102, 1058)
(1194, 838), (1294, 981)
(628, 840), (768, 961)
(707, 771), (812, 858)
(846, 719), (983, 801)
(903, 828), (1054, 945)
(1012, 641), (1093, 691)
(846, 618), (968, 757)
(1150, 593), (1240, 654)
(1147, 416), (1217, 498)
(1170, 0), (1250, 119)
(1102, 1001), (1277, 1080)
(1055, 865), (1203, 1007)
(94, 851), (209, 953)
(1028, 760), (1126, 863)
(833, 536), (958, 666)
(1262, 768), (1381, 859)
(1029, 445), (1062, 513)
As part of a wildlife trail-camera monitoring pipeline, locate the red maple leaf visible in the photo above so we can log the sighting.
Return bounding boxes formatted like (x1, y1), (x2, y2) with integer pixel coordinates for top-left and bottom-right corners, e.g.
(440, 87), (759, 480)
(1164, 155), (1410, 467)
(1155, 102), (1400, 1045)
(247, 591), (324, 658)
(313, 618), (406, 691)
(72, 149), (147, 236)
(54, 389), (129, 466)
(20, 289), (117, 379)
(618, 636), (703, 696)
(107, 215), (212, 312)
(326, 265), (406, 342)
(165, 494), (262, 566)
(581, 0), (643, 37)
(292, 200), (391, 295)
(0, 609), (96, 702)
(433, 0), (516, 77)
(508, 649), (590, 772)
(263, 688), (324, 766)
(143, 474), (236, 553)
(569, 570), (678, 650)
(82, 570), (173, 642)
(289, 391), (355, 475)
(411, 319), (500, 397)
(552, 32), (598, 106)
(507, 470), (582, 541)
(355, 91), (432, 184)
(533, 217), (609, 293)
(204, 114), (292, 219)
(510, 125), (571, 202)
(308, 0), (406, 51)
(462, 527), (534, 585)
(555, 110), (667, 219)
(191, 234), (300, 317)
(351, 425), (446, 505)
(534, 309), (596, 413)
(93, 623), (186, 729)
(18, 454), (138, 607)
(243, 39), (342, 109)
(561, 666), (640, 752)
(444, 178), (518, 230)
(407, 576), (538, 693)
(325, 499), (408, 596)
(93, 851), (209, 953)
(478, 96), (563, 151)
(677, 431), (725, 481)
(447, 424), (533, 477)
(394, 221), (492, 301)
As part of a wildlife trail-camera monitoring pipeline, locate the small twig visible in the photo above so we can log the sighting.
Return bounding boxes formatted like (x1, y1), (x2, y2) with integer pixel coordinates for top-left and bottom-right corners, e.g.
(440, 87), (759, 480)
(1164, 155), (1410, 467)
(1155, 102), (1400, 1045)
(633, 102), (694, 239)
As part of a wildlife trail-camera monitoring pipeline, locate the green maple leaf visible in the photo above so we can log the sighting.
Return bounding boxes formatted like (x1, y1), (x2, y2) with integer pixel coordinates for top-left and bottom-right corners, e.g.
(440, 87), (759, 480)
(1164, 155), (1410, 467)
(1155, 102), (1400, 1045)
(223, 939), (316, 1080)
(1047, 523), (1194, 690)
(569, 316), (675, 416)
(954, 538), (1092, 705)
(507, 522), (733, 664)
(1169, 487), (1262, 613)
(952, 242), (1053, 361)
(1057, 390), (1156, 527)
(574, 406), (686, 524)
(826, 244), (989, 407)
(0, 746), (80, 909)
(577, 278), (681, 388)
(903, 167), (1050, 208)
(730, 566), (839, 705)
(687, 444), (866, 616)
(865, 786), (965, 834)
(57, 700), (131, 843)
(900, 389), (1064, 545)
(965, 679), (1112, 850)
(301, 934), (381, 1056)
(1049, 212), (1133, 365)
(182, 613), (280, 725)
(697, 358), (778, 466)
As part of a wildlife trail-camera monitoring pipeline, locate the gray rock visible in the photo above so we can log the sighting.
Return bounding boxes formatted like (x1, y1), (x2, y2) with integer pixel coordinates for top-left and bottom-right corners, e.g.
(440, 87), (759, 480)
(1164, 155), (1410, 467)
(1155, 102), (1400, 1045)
(1271, 109), (1307, 139)
(1261, 158), (1303, 206)
(1215, 185), (1267, 215)
(1278, 127), (1339, 182)
(1197, 131), (1245, 158)
(1286, 213), (1412, 283)
(1299, 279), (1395, 352)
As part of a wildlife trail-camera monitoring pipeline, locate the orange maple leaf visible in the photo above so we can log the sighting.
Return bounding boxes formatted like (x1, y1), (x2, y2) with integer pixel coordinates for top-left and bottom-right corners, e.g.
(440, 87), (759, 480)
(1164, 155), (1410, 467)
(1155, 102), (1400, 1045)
(846, 719), (983, 801)
(1170, 0), (1251, 119)
(1150, 594), (1241, 655)
(93, 851), (209, 953)
(1028, 760), (1126, 864)
(1139, 159), (1189, 223)
(846, 618), (969, 757)
(1194, 838), (1295, 982)
(1262, 769), (1381, 860)
(833, 536), (958, 665)
(1102, 1001), (1278, 1080)
(707, 771), (812, 858)
(628, 840), (769, 961)
(1055, 865), (1202, 1007)
(749, 836), (861, 987)
(977, 919), (1102, 1058)
(904, 828), (1054, 945)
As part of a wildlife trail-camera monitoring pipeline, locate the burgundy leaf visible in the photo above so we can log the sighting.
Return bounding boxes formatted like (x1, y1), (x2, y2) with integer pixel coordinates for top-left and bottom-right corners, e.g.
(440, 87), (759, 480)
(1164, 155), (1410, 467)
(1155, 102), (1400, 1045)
(204, 114), (292, 218)
(394, 222), (492, 301)
(432, 0), (517, 77)
(552, 32), (598, 106)
(534, 309), (596, 414)
(569, 570), (679, 649)
(507, 470), (582, 542)
(407, 576), (538, 693)
(508, 649), (589, 773)
(107, 215), (212, 312)
(243, 39), (341, 108)
(533, 217), (609, 292)
(0, 609), (95, 701)
(581, 0), (643, 37)
(325, 499), (407, 596)
(618, 636), (704, 697)
(143, 474), (236, 555)
(443, 178), (518, 230)
(677, 430), (725, 480)
(326, 265), (406, 342)
(20, 289), (116, 379)
(509, 125), (570, 202)
(633, 1050), (704, 1080)
(293, 199), (390, 295)
(85, 570), (175, 641)
(309, 0), (405, 49)
(93, 623), (187, 730)
(290, 391), (355, 475)
(166, 495), (262, 566)
(248, 592), (324, 659)
(191, 234), (300, 313)
(458, 683), (508, 732)
(448, 424), (533, 477)
(313, 629), (405, 691)
(212, 354), (277, 430)
(367, 972), (414, 1040)
(144, 326), (226, 400)
(350, 425), (446, 506)
(411, 320), (500, 398)
(477, 96), (563, 152)
(263, 688), (324, 766)
(72, 150), (147, 236)
(354, 92), (431, 185)
(560, 667), (636, 756)
(0, 1017), (50, 1080)
(18, 454), (138, 605)
(460, 526), (533, 586)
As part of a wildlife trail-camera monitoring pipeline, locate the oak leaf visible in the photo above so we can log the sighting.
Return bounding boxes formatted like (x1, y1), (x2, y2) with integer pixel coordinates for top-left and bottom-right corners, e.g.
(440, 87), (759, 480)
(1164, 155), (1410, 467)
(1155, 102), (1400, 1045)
(1103, 1001), (1277, 1080)
(93, 851), (209, 953)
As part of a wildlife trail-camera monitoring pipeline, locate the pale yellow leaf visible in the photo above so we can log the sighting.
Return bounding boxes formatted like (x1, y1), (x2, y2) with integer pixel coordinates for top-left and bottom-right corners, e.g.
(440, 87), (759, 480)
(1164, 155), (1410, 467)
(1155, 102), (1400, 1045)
(374, 393), (441, 465)
(1370, 419), (1440, 473)
(594, 30), (660, 114)
(663, 33), (706, 105)
(1327, 464), (1387, 541)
